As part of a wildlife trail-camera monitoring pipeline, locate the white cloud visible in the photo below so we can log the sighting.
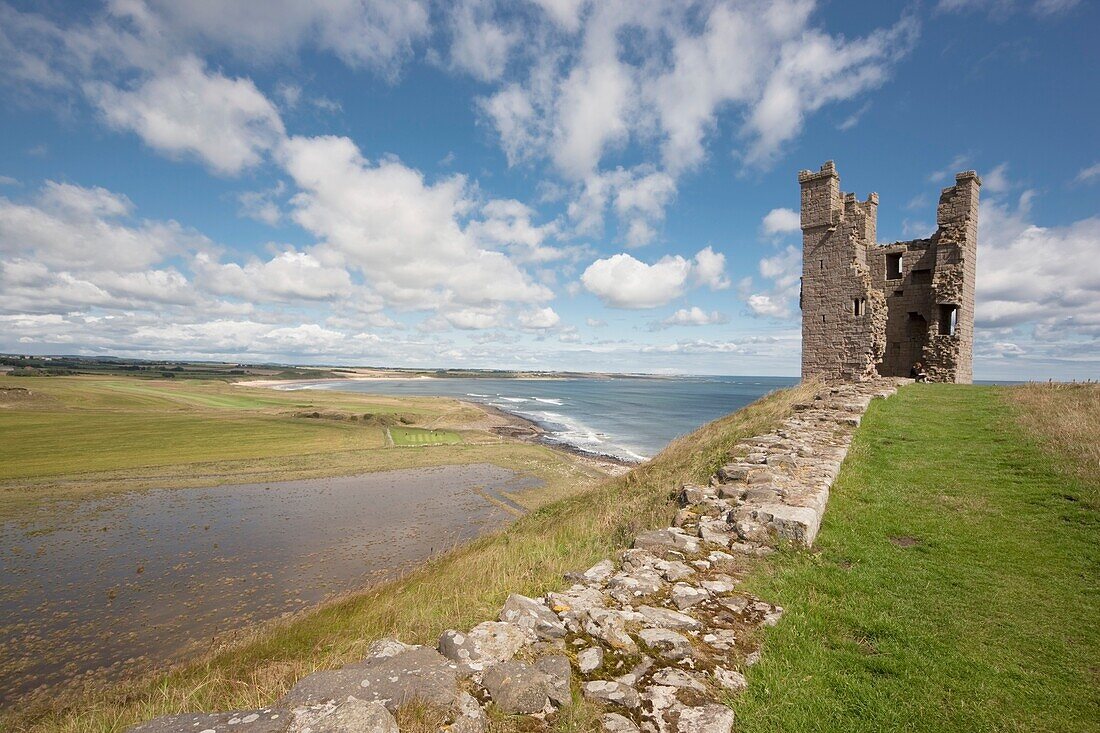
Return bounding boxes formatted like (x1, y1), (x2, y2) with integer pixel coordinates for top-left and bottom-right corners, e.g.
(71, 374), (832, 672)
(581, 245), (730, 309)
(439, 307), (506, 330)
(278, 134), (552, 309)
(982, 162), (1012, 193)
(746, 293), (790, 319)
(519, 306), (561, 329)
(447, 0), (518, 82)
(237, 182), (286, 226)
(581, 252), (692, 309)
(976, 196), (1100, 336)
(837, 101), (871, 131)
(585, 317), (606, 327)
(0, 175), (18, 186)
(143, 0), (430, 75)
(467, 198), (572, 263)
(553, 56), (633, 180)
(86, 56), (286, 176)
(937, 0), (1080, 16)
(528, 0), (587, 31)
(744, 13), (918, 165)
(193, 251), (352, 302)
(761, 207), (801, 236)
(484, 3), (916, 177)
(692, 246), (731, 290)
(744, 244), (801, 320)
(1075, 162), (1100, 184)
(0, 181), (203, 272)
(660, 307), (728, 327)
(928, 154), (972, 185)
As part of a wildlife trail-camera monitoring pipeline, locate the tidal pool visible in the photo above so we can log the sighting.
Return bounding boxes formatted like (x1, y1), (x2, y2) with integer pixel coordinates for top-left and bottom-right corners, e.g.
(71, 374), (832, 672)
(0, 464), (540, 705)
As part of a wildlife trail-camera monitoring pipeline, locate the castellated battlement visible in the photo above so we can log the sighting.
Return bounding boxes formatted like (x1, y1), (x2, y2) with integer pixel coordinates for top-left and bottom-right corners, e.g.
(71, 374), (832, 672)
(799, 161), (979, 384)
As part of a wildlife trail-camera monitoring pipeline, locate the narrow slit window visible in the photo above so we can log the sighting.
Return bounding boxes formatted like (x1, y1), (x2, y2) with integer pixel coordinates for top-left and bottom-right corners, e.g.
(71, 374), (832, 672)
(939, 304), (958, 336)
(852, 298), (866, 316)
(886, 253), (903, 280)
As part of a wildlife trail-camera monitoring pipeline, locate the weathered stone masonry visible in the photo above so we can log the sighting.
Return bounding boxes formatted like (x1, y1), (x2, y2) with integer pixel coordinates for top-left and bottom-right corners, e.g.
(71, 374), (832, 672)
(128, 380), (902, 733)
(800, 161), (980, 383)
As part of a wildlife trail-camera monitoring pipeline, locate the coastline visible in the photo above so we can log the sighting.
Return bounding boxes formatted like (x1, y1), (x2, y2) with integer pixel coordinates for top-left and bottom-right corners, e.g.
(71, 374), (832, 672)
(467, 400), (635, 475)
(236, 377), (642, 473)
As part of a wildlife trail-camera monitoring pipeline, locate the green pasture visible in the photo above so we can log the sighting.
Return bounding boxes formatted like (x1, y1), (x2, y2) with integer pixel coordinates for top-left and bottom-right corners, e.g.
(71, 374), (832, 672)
(736, 384), (1099, 733)
(389, 427), (463, 446)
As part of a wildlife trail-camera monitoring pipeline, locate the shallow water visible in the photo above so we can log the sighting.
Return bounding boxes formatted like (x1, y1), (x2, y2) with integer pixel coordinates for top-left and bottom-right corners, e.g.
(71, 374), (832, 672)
(0, 464), (539, 705)
(285, 375), (799, 462)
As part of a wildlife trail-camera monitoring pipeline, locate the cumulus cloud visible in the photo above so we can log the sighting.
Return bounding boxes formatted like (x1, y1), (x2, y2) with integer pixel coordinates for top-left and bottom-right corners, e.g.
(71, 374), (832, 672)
(474, 2), (917, 255)
(278, 134), (552, 309)
(582, 252), (692, 309)
(467, 198), (574, 263)
(0, 181), (203, 272)
(237, 182), (287, 226)
(761, 207), (801, 236)
(519, 306), (561, 329)
(446, 0), (518, 81)
(976, 193), (1100, 338)
(581, 246), (728, 309)
(744, 13), (918, 166)
(692, 246), (731, 290)
(193, 250), (352, 302)
(744, 244), (801, 319)
(87, 56), (286, 175)
(143, 0), (430, 75)
(658, 307), (729, 328)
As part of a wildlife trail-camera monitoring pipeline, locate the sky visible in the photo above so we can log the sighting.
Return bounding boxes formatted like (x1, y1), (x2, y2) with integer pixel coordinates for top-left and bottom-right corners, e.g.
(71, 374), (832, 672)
(0, 0), (1097, 379)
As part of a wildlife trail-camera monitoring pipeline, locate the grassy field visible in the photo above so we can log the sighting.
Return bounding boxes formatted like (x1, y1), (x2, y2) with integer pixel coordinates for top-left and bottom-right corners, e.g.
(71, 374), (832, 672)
(2, 380), (819, 732)
(0, 375), (598, 517)
(389, 427), (462, 446)
(735, 383), (1099, 733)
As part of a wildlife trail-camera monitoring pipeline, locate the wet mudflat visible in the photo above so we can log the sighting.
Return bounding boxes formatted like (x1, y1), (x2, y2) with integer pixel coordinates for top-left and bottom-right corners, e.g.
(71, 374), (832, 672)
(0, 464), (539, 706)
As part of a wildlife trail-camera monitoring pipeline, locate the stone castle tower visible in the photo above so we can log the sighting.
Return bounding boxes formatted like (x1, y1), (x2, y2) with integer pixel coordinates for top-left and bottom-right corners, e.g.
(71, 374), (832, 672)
(799, 161), (979, 383)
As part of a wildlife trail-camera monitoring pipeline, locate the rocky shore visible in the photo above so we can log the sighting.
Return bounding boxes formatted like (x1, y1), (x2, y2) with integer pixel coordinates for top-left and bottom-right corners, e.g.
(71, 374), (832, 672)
(129, 380), (901, 733)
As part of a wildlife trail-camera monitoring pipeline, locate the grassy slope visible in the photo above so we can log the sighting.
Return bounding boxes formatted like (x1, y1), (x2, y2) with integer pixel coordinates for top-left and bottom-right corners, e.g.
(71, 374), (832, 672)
(4, 381), (818, 733)
(0, 376), (590, 515)
(736, 384), (1099, 733)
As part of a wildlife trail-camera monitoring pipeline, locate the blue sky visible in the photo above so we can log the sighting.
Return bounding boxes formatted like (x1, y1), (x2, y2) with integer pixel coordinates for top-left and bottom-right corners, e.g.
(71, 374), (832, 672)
(0, 0), (1097, 379)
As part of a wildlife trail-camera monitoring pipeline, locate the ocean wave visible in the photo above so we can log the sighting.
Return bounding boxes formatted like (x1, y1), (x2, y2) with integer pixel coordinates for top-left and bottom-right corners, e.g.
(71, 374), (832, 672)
(497, 397), (529, 403)
(465, 393), (490, 398)
(513, 408), (649, 463)
(531, 397), (564, 405)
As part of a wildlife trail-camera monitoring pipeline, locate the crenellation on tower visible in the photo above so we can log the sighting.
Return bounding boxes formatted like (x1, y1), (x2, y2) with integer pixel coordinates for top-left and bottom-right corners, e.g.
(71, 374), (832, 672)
(799, 161), (979, 384)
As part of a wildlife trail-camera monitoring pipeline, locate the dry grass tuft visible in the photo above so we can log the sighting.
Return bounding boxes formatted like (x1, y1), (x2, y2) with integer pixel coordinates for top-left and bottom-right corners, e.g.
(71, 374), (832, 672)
(1005, 382), (1100, 506)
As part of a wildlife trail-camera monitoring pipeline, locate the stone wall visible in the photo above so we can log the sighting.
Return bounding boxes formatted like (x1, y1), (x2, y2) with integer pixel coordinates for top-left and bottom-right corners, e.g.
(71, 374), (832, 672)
(800, 161), (979, 383)
(128, 380), (903, 733)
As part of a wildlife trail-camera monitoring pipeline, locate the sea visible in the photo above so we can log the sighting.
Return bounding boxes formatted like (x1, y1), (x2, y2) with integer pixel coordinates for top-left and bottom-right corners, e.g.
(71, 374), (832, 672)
(278, 375), (800, 462)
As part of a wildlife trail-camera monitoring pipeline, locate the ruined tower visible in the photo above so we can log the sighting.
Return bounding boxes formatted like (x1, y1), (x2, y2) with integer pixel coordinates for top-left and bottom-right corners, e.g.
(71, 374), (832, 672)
(798, 161), (979, 383)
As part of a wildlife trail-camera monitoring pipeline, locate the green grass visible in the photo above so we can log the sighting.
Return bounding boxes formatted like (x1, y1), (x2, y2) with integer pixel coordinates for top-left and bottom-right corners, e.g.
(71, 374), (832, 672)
(390, 427), (462, 446)
(0, 375), (587, 517)
(0, 411), (385, 479)
(735, 384), (1100, 733)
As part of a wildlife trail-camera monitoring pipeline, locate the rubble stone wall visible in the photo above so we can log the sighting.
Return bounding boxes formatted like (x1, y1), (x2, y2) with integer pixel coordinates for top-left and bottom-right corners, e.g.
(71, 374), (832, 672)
(800, 160), (979, 384)
(129, 380), (903, 733)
